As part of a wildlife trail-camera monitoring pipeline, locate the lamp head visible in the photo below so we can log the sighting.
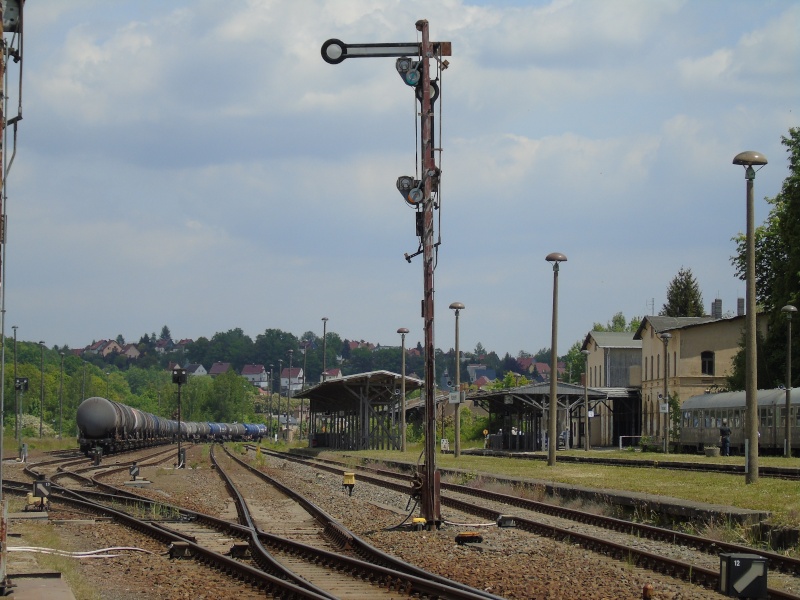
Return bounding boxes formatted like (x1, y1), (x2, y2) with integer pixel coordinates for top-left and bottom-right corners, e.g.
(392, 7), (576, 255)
(545, 252), (567, 271)
(782, 305), (798, 319)
(397, 327), (409, 335)
(449, 302), (465, 311)
(581, 349), (590, 356)
(661, 332), (672, 342)
(733, 151), (767, 181)
(322, 316), (328, 322)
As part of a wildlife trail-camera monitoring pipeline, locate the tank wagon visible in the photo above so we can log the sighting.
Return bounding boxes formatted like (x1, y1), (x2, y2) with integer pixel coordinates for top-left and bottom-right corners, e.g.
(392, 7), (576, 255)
(76, 396), (267, 456)
(678, 387), (800, 455)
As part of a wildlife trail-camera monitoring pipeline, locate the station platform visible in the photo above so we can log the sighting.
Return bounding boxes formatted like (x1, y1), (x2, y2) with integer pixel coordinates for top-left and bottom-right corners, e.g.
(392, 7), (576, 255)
(6, 573), (76, 600)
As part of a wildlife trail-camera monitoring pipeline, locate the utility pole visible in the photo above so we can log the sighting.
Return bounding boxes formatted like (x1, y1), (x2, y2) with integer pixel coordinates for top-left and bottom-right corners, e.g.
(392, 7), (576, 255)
(322, 22), (450, 527)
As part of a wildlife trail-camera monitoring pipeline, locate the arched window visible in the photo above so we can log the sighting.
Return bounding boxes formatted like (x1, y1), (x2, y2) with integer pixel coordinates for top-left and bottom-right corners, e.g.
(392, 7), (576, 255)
(701, 351), (714, 376)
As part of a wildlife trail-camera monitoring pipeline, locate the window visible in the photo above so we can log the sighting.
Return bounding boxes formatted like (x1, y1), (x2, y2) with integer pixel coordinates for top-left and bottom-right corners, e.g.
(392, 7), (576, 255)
(701, 351), (715, 376)
(644, 357), (648, 381)
(657, 355), (660, 380)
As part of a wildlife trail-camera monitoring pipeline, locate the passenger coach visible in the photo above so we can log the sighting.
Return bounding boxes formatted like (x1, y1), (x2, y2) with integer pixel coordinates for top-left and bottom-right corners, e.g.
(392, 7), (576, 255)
(679, 387), (800, 455)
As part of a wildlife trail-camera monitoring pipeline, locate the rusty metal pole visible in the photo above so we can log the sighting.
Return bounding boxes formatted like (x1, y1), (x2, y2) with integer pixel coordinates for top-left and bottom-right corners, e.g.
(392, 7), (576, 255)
(417, 19), (440, 526)
(0, 1), (6, 504)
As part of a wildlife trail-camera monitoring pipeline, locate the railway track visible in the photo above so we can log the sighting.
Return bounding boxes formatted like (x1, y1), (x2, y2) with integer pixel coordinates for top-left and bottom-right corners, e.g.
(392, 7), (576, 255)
(253, 446), (800, 599)
(7, 445), (504, 600)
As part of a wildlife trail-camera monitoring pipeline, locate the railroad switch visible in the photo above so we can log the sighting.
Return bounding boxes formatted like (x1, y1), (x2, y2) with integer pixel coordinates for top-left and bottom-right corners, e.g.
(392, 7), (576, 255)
(168, 542), (194, 559)
(455, 532), (483, 545)
(342, 472), (355, 496)
(496, 515), (516, 528)
(412, 517), (427, 531)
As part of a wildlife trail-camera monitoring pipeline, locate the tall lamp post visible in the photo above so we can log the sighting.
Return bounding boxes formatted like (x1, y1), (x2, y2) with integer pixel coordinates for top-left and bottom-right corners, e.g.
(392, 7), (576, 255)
(782, 304), (797, 457)
(39, 341), (45, 438)
(321, 317), (329, 382)
(546, 252), (567, 466)
(105, 372), (110, 398)
(734, 150), (768, 484)
(660, 332), (672, 454)
(58, 352), (65, 439)
(278, 359), (284, 440)
(582, 349), (590, 451)
(397, 327), (409, 453)
(449, 302), (465, 458)
(287, 350), (293, 441)
(269, 363), (274, 438)
(12, 326), (18, 442)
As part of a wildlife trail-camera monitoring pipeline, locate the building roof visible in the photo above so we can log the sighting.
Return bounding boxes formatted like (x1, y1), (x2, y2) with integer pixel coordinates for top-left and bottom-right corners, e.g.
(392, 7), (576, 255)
(208, 362), (232, 375)
(633, 315), (717, 339)
(582, 331), (642, 351)
(241, 364), (266, 375)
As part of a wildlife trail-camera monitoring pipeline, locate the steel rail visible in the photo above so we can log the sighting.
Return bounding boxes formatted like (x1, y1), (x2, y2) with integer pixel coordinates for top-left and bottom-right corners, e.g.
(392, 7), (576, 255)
(255, 447), (800, 599)
(223, 445), (507, 600)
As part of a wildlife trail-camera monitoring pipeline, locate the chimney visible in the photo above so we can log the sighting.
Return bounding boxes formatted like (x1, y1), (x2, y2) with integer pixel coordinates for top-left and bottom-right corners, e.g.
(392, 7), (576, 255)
(737, 298), (745, 316)
(712, 299), (722, 319)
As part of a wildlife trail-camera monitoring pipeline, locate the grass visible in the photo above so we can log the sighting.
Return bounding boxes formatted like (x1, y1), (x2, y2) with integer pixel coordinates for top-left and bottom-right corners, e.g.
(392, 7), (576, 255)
(318, 445), (800, 528)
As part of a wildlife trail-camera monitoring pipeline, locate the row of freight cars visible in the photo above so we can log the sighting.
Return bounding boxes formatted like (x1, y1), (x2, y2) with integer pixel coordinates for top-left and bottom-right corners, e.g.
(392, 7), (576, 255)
(76, 396), (268, 456)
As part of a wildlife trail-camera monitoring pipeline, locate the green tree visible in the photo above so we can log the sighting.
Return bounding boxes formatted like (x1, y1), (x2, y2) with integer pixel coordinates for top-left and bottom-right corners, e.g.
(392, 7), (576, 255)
(592, 311), (641, 332)
(729, 128), (800, 389)
(160, 325), (172, 341)
(660, 267), (705, 317)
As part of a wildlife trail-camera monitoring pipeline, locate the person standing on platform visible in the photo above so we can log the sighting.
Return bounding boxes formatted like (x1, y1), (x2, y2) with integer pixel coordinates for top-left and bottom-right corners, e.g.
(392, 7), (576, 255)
(719, 419), (731, 456)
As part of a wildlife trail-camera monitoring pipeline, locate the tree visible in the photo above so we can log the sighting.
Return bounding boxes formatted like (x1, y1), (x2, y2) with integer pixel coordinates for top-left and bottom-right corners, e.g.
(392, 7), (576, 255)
(115, 334), (125, 346)
(728, 128), (800, 389)
(592, 312), (640, 332)
(660, 267), (705, 317)
(160, 326), (172, 341)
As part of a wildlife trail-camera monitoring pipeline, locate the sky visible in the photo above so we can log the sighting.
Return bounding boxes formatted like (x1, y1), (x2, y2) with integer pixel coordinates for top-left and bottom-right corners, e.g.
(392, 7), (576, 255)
(3, 0), (798, 360)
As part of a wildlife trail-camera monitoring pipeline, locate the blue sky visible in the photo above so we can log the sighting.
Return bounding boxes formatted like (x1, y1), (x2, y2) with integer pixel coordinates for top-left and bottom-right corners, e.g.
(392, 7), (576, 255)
(5, 0), (798, 360)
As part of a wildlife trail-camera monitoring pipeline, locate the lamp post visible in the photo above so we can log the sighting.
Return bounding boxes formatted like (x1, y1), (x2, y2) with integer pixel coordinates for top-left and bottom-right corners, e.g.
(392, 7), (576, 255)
(782, 304), (797, 457)
(278, 359), (284, 440)
(734, 150), (768, 484)
(660, 332), (672, 454)
(321, 317), (329, 382)
(397, 327), (409, 453)
(39, 341), (45, 438)
(12, 325), (18, 442)
(59, 352), (65, 439)
(301, 341), (308, 442)
(582, 349), (590, 451)
(287, 349), (293, 441)
(546, 252), (567, 466)
(105, 372), (110, 398)
(449, 302), (465, 458)
(269, 363), (274, 438)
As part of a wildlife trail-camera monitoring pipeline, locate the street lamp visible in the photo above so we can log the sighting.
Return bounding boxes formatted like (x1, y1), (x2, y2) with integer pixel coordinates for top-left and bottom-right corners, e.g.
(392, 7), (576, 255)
(288, 349), (293, 442)
(39, 341), (45, 438)
(59, 352), (65, 440)
(269, 363), (274, 438)
(397, 327), (409, 453)
(12, 326), (18, 442)
(449, 302), (465, 458)
(105, 372), (110, 398)
(782, 304), (797, 457)
(660, 332), (672, 454)
(545, 252), (567, 466)
(581, 349), (590, 451)
(321, 317), (329, 382)
(733, 150), (768, 483)
(278, 359), (284, 440)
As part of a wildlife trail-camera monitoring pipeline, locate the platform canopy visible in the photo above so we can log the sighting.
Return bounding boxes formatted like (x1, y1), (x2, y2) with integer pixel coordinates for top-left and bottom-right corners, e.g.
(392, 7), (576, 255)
(295, 370), (424, 450)
(467, 380), (607, 413)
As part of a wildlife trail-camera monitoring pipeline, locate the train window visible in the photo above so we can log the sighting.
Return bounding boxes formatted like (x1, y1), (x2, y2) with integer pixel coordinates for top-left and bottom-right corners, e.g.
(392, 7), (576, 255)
(704, 413), (711, 429)
(733, 410), (741, 428)
(701, 351), (715, 375)
(693, 411), (699, 428)
(683, 411), (691, 428)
